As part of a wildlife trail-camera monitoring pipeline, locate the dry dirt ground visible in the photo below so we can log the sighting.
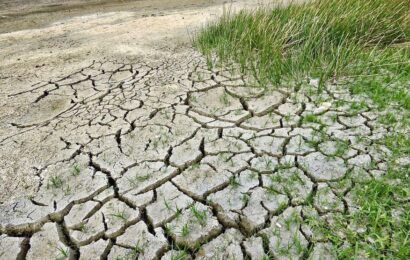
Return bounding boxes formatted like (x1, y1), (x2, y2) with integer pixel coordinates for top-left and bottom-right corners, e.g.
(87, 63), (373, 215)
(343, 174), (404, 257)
(0, 0), (400, 259)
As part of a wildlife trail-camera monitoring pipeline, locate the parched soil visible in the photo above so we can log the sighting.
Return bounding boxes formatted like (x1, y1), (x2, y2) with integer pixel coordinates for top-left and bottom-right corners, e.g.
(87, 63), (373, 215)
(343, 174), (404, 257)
(0, 0), (406, 259)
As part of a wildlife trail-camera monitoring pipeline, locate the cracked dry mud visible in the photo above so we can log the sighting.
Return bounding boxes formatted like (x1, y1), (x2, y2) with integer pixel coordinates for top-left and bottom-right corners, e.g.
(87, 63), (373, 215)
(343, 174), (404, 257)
(0, 2), (406, 260)
(0, 51), (400, 259)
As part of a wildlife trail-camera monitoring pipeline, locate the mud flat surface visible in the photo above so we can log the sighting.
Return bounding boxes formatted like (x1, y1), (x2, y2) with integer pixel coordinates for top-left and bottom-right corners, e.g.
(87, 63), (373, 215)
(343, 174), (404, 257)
(0, 0), (228, 33)
(0, 0), (406, 259)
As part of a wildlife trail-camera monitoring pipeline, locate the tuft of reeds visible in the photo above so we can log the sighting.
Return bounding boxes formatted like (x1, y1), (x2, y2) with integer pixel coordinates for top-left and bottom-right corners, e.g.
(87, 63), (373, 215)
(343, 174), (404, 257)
(195, 0), (409, 87)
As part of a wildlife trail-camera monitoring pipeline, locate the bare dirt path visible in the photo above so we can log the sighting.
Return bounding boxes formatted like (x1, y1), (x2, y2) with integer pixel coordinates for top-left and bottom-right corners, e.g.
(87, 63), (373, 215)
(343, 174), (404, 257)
(0, 0), (401, 259)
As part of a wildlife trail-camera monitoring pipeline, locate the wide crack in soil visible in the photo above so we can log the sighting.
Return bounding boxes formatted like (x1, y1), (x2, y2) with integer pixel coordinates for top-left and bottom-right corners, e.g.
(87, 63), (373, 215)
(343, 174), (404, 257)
(0, 51), (401, 259)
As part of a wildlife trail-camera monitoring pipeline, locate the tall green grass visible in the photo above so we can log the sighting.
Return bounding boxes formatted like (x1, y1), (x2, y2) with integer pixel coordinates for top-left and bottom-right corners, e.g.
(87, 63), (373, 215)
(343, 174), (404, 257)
(195, 0), (409, 86)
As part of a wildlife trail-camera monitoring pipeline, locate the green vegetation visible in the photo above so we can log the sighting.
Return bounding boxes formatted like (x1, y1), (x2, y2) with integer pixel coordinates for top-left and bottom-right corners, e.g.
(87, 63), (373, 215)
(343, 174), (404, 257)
(110, 209), (128, 221)
(170, 250), (189, 260)
(71, 164), (81, 176)
(195, 0), (409, 88)
(190, 206), (208, 225)
(181, 223), (190, 237)
(195, 0), (409, 258)
(56, 246), (69, 260)
(47, 175), (64, 189)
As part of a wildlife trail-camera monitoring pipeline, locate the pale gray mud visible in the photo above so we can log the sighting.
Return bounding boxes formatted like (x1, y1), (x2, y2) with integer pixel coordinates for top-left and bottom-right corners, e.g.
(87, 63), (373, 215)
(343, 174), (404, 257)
(0, 0), (401, 259)
(0, 0), (228, 33)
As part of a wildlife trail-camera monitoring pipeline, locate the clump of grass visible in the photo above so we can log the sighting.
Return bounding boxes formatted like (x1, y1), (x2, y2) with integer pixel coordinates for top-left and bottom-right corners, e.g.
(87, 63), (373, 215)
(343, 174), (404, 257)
(181, 223), (190, 237)
(190, 206), (207, 225)
(195, 0), (409, 87)
(47, 175), (64, 189)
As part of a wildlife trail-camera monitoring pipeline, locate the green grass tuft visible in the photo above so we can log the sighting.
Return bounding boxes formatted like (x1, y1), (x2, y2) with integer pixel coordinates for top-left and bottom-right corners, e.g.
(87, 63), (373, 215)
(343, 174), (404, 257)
(195, 0), (409, 87)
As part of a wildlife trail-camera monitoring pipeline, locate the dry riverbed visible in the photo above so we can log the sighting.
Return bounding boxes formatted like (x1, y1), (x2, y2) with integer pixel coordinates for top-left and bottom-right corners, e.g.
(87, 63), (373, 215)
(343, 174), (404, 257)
(0, 0), (405, 259)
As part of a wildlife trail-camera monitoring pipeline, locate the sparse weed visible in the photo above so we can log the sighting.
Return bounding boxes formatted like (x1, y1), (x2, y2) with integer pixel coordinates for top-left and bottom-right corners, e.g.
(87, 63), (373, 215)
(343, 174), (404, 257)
(333, 139), (349, 157)
(241, 193), (250, 204)
(171, 250), (189, 260)
(128, 174), (150, 187)
(190, 206), (207, 225)
(181, 223), (190, 237)
(56, 246), (69, 260)
(164, 199), (172, 211)
(219, 91), (231, 105)
(228, 175), (241, 189)
(72, 164), (81, 176)
(110, 209), (128, 221)
(303, 114), (322, 125)
(47, 175), (64, 189)
(132, 241), (144, 254)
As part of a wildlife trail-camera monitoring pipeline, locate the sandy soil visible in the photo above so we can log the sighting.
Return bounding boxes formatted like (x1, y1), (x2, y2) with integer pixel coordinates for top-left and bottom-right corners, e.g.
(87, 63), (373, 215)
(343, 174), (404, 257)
(0, 0), (268, 81)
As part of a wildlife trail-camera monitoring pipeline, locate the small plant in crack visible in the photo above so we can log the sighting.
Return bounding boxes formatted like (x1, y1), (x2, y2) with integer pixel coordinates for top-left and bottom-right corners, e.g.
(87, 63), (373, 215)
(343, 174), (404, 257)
(330, 114), (338, 122)
(229, 175), (241, 189)
(277, 160), (293, 170)
(285, 211), (302, 231)
(266, 185), (280, 196)
(334, 99), (347, 108)
(296, 136), (303, 151)
(263, 157), (275, 170)
(164, 199), (173, 211)
(164, 224), (174, 236)
(163, 111), (171, 120)
(190, 95), (197, 103)
(152, 138), (160, 149)
(303, 114), (322, 125)
(160, 132), (170, 146)
(71, 164), (81, 176)
(219, 91), (231, 106)
(181, 223), (190, 237)
(233, 141), (243, 151)
(333, 139), (349, 157)
(241, 193), (250, 204)
(171, 250), (189, 260)
(292, 233), (305, 254)
(234, 109), (243, 115)
(228, 157), (236, 167)
(277, 243), (291, 256)
(110, 209), (128, 221)
(189, 162), (200, 170)
(283, 114), (291, 124)
(56, 246), (69, 260)
(132, 241), (144, 255)
(47, 175), (64, 189)
(76, 222), (89, 233)
(289, 170), (304, 185)
(305, 138), (320, 150)
(248, 170), (259, 180)
(219, 152), (230, 162)
(190, 206), (207, 225)
(128, 174), (150, 187)
(63, 184), (72, 196)
(197, 72), (204, 81)
(175, 206), (183, 218)
(270, 173), (283, 184)
(262, 255), (270, 260)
